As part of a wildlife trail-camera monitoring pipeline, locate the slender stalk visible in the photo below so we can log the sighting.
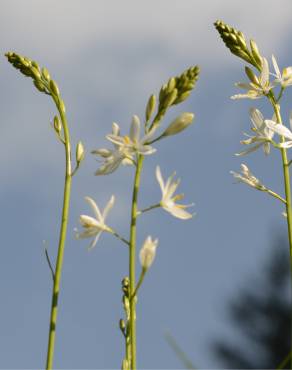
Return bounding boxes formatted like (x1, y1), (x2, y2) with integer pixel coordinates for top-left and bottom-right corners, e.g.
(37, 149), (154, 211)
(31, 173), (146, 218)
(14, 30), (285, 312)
(266, 189), (287, 204)
(129, 155), (144, 370)
(131, 268), (146, 302)
(46, 94), (72, 370)
(269, 96), (292, 367)
(269, 97), (292, 259)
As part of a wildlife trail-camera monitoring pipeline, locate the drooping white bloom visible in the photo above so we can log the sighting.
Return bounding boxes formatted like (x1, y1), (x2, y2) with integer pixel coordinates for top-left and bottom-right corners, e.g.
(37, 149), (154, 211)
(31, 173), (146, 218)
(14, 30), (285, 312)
(107, 115), (156, 155)
(265, 113), (292, 148)
(139, 236), (158, 269)
(92, 122), (134, 175)
(236, 108), (275, 156)
(230, 164), (266, 190)
(271, 55), (292, 88)
(231, 58), (274, 100)
(75, 195), (115, 250)
(156, 166), (193, 220)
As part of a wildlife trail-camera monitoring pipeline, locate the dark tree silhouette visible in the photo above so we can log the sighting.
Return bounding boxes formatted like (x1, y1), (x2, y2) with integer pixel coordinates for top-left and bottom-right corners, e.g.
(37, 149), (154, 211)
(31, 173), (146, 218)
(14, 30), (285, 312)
(211, 237), (291, 369)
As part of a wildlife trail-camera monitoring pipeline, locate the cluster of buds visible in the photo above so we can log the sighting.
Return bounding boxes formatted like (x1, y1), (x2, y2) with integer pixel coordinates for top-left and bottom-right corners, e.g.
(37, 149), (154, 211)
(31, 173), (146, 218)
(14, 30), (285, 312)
(214, 20), (262, 70)
(149, 65), (199, 128)
(6, 52), (66, 115)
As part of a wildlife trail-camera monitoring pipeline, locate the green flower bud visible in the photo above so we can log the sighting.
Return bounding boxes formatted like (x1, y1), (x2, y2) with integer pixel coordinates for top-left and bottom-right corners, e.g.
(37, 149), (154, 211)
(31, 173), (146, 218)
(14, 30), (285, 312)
(119, 319), (126, 332)
(31, 66), (41, 80)
(42, 67), (51, 81)
(163, 112), (194, 137)
(59, 99), (66, 113)
(250, 39), (262, 68)
(166, 77), (176, 92)
(76, 141), (85, 164)
(122, 359), (129, 370)
(245, 66), (259, 85)
(33, 80), (46, 93)
(53, 116), (62, 134)
(163, 88), (178, 108)
(145, 94), (156, 122)
(50, 80), (60, 96)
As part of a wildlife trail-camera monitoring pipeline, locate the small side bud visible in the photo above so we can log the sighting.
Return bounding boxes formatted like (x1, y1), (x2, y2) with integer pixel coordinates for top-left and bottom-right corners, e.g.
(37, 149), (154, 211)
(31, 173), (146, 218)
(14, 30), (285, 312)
(139, 236), (158, 270)
(50, 80), (60, 96)
(76, 141), (85, 164)
(59, 99), (66, 113)
(122, 359), (129, 370)
(245, 66), (259, 85)
(119, 319), (126, 333)
(53, 116), (62, 134)
(145, 94), (156, 122)
(33, 80), (46, 93)
(250, 40), (262, 68)
(166, 77), (176, 93)
(163, 88), (178, 108)
(42, 67), (51, 81)
(163, 112), (194, 137)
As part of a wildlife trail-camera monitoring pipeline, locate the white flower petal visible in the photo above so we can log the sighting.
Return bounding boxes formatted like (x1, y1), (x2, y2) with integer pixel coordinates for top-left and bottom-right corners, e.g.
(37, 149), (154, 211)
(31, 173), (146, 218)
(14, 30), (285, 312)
(156, 166), (165, 194)
(130, 115), (141, 142)
(249, 108), (264, 129)
(84, 196), (102, 220)
(266, 120), (292, 140)
(272, 55), (281, 78)
(103, 195), (115, 220)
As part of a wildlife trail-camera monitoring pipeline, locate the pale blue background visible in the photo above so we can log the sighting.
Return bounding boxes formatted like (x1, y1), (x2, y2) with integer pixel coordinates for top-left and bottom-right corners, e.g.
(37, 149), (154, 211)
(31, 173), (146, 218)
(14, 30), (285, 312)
(0, 0), (292, 368)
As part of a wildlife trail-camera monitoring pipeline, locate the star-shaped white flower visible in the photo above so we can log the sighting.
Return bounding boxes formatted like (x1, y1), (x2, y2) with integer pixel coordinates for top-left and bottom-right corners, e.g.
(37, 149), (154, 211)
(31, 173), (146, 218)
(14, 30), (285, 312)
(156, 166), (193, 220)
(92, 122), (134, 175)
(230, 164), (266, 190)
(236, 108), (275, 156)
(107, 115), (156, 155)
(75, 195), (115, 250)
(231, 58), (274, 100)
(265, 112), (292, 148)
(271, 55), (292, 88)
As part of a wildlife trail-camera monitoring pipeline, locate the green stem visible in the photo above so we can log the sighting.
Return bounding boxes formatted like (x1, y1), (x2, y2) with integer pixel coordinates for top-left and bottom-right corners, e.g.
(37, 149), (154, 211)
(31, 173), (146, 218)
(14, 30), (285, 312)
(137, 203), (160, 216)
(269, 96), (292, 368)
(46, 94), (72, 370)
(129, 155), (144, 370)
(266, 189), (287, 204)
(270, 98), (292, 254)
(131, 268), (146, 302)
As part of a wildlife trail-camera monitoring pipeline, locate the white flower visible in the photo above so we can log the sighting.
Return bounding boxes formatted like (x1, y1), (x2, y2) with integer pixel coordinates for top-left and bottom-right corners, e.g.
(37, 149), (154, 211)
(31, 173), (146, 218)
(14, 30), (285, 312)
(107, 115), (156, 155)
(265, 113), (292, 148)
(75, 195), (115, 250)
(139, 236), (158, 269)
(271, 55), (292, 88)
(156, 166), (194, 220)
(236, 108), (275, 156)
(92, 122), (134, 175)
(230, 164), (266, 190)
(231, 58), (274, 100)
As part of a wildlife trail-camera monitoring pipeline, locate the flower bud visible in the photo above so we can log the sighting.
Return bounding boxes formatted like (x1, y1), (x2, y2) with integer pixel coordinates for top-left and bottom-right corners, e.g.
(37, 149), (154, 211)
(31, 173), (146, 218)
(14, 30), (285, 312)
(76, 141), (85, 164)
(50, 80), (60, 96)
(42, 67), (51, 81)
(163, 112), (194, 137)
(250, 39), (262, 67)
(245, 66), (259, 85)
(145, 94), (156, 122)
(53, 116), (62, 134)
(139, 236), (158, 270)
(59, 99), (66, 113)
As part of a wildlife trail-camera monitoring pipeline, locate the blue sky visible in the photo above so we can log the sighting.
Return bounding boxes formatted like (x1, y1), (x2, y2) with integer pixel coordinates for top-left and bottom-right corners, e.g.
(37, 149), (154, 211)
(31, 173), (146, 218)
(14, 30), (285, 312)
(1, 1), (292, 368)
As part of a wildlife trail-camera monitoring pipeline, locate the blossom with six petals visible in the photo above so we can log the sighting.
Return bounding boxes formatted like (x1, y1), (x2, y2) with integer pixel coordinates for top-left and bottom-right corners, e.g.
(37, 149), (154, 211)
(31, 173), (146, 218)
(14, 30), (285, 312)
(75, 195), (115, 250)
(156, 165), (193, 220)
